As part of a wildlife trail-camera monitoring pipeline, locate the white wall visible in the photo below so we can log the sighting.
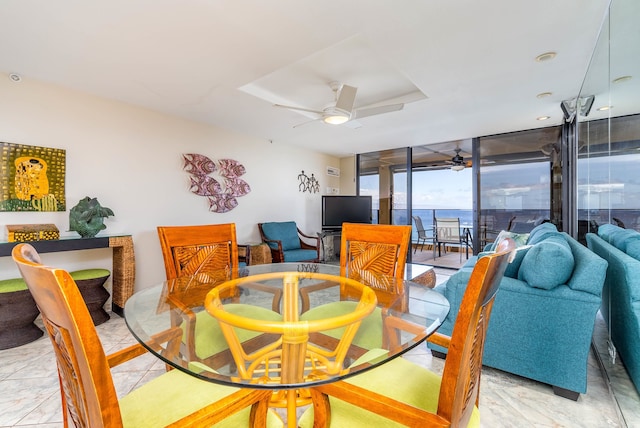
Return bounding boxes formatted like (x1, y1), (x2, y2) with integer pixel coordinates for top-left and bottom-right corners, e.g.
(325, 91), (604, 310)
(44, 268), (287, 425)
(0, 77), (342, 291)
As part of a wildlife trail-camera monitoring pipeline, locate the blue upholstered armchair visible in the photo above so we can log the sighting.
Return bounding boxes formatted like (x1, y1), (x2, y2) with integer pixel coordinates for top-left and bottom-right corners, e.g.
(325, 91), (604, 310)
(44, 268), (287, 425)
(258, 221), (320, 263)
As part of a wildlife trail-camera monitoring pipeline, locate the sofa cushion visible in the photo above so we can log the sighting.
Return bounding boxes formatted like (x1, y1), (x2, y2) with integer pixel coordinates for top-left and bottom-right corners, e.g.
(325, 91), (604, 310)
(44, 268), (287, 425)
(597, 223), (620, 242)
(261, 221), (300, 251)
(518, 235), (574, 290)
(282, 248), (318, 262)
(526, 222), (559, 245)
(504, 245), (533, 278)
(610, 229), (640, 252)
(627, 240), (640, 262)
(477, 244), (531, 279)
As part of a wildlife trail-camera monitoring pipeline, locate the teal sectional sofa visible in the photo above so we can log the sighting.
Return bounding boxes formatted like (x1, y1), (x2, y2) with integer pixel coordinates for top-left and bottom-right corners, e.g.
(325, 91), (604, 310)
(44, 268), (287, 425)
(586, 224), (640, 395)
(429, 223), (608, 399)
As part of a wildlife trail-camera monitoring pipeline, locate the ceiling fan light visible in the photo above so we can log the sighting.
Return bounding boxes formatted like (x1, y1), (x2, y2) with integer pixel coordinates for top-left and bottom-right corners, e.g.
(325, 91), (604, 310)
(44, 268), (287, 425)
(323, 114), (349, 125)
(451, 164), (465, 171)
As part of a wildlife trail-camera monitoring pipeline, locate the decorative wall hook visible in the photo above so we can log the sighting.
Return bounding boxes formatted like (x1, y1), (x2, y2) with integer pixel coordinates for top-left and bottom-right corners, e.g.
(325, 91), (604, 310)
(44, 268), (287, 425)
(298, 170), (320, 193)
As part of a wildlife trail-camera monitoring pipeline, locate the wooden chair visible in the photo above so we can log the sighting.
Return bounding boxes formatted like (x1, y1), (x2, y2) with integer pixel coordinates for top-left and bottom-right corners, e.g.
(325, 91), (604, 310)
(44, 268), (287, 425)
(298, 238), (515, 428)
(300, 223), (412, 351)
(12, 243), (282, 428)
(158, 223), (282, 366)
(434, 217), (469, 262)
(300, 223), (411, 312)
(258, 221), (320, 263)
(338, 223), (412, 310)
(205, 271), (377, 428)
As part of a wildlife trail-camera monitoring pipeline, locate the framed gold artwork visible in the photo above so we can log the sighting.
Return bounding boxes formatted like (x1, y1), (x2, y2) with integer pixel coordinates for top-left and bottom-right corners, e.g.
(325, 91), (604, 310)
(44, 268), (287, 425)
(0, 142), (66, 212)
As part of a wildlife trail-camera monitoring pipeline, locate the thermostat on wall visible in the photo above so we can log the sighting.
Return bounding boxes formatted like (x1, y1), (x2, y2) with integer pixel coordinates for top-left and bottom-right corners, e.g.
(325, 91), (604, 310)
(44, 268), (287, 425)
(326, 166), (340, 177)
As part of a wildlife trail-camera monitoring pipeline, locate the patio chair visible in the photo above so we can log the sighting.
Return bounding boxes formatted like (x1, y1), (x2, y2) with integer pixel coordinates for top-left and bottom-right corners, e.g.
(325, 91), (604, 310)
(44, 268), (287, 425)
(298, 238), (516, 428)
(412, 215), (431, 253)
(12, 243), (281, 428)
(434, 217), (469, 262)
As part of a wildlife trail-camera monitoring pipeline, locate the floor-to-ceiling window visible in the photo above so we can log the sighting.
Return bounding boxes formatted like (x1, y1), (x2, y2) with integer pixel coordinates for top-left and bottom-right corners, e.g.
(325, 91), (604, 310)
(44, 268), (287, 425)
(575, 1), (640, 419)
(577, 0), (640, 241)
(477, 127), (561, 247)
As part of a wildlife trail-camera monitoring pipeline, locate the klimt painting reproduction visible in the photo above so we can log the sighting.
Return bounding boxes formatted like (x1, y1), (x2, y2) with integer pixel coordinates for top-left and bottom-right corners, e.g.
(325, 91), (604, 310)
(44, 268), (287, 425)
(0, 142), (66, 212)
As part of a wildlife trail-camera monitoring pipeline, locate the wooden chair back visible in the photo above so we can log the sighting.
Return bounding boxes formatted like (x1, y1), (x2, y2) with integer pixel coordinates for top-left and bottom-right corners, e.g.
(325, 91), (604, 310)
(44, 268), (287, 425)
(157, 223), (241, 363)
(13, 243), (276, 428)
(157, 223), (239, 281)
(13, 243), (125, 426)
(339, 223), (412, 310)
(435, 237), (515, 426)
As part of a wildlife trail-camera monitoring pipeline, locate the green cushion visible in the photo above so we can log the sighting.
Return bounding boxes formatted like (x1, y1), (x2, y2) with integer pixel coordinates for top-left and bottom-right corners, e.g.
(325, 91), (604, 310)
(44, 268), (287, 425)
(518, 235), (574, 290)
(70, 269), (111, 280)
(119, 367), (283, 427)
(189, 304), (283, 359)
(300, 301), (382, 350)
(0, 277), (28, 293)
(298, 355), (479, 428)
(261, 221), (300, 251)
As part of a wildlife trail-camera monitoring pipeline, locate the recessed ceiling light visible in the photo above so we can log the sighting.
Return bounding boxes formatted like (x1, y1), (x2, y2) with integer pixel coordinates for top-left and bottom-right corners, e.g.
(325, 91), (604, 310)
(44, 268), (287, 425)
(536, 92), (553, 99)
(597, 105), (613, 111)
(612, 75), (632, 84)
(537, 116), (551, 121)
(8, 73), (21, 82)
(535, 52), (557, 62)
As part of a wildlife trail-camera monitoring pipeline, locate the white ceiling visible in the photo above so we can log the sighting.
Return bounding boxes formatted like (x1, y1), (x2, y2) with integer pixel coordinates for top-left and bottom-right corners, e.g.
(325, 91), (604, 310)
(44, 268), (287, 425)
(0, 0), (613, 158)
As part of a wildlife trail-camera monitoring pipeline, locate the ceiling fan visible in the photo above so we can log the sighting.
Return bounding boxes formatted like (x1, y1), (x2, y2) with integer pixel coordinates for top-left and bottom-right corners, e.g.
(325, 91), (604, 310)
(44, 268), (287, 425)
(273, 81), (404, 127)
(448, 147), (469, 171)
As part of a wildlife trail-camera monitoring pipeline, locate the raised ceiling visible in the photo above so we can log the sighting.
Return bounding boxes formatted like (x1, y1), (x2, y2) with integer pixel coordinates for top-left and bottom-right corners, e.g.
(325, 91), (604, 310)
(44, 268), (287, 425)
(0, 0), (614, 157)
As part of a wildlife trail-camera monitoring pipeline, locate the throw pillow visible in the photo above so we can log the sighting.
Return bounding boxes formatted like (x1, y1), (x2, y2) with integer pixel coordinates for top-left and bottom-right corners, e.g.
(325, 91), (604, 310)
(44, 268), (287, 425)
(503, 245), (532, 279)
(488, 230), (530, 251)
(526, 222), (558, 245)
(518, 235), (574, 290)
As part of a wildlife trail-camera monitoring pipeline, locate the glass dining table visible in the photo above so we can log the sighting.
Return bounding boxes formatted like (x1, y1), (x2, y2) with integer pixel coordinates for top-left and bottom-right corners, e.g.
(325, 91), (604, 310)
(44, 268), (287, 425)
(124, 262), (450, 427)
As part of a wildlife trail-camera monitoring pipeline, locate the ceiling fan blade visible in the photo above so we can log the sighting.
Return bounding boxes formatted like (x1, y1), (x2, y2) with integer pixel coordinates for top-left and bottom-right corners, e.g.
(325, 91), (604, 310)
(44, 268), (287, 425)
(293, 118), (321, 128)
(353, 103), (404, 119)
(273, 104), (324, 115)
(343, 120), (363, 129)
(335, 85), (357, 113)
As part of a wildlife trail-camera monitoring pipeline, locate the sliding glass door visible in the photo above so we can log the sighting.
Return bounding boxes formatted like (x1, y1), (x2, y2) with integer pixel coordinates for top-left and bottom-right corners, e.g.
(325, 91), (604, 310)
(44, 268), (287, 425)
(357, 148), (411, 226)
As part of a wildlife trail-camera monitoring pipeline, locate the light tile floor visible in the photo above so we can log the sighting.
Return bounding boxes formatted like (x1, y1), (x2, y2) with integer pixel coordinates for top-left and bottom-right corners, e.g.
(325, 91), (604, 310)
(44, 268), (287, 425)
(0, 267), (636, 427)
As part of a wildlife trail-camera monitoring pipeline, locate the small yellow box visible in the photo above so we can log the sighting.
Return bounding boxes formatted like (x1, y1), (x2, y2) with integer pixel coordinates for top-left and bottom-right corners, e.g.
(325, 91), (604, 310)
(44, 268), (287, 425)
(7, 224), (60, 242)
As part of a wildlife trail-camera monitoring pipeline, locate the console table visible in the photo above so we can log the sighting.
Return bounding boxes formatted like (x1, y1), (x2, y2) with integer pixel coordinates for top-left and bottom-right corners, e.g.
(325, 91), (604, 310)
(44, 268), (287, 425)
(0, 235), (135, 316)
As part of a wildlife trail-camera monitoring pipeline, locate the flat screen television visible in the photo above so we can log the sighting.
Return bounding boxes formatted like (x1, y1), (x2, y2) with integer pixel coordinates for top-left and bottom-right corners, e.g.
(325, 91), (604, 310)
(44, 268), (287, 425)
(322, 195), (372, 231)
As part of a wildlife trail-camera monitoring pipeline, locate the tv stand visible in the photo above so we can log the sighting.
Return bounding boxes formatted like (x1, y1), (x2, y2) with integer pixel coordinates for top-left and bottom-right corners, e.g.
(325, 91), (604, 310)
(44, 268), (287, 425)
(318, 229), (341, 262)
